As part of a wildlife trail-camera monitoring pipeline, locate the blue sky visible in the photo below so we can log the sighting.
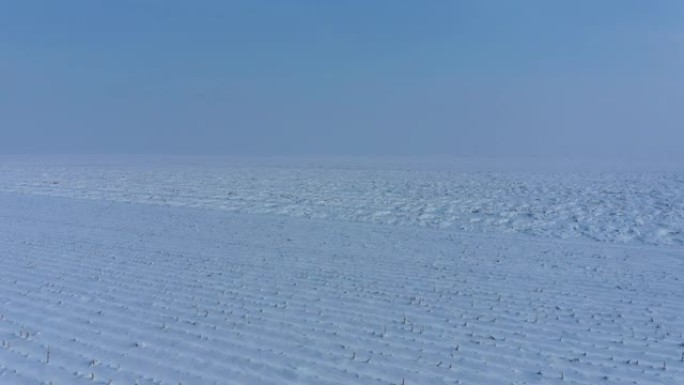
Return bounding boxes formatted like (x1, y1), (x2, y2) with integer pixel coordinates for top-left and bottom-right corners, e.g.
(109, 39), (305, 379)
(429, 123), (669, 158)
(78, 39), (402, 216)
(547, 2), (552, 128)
(1, 1), (683, 156)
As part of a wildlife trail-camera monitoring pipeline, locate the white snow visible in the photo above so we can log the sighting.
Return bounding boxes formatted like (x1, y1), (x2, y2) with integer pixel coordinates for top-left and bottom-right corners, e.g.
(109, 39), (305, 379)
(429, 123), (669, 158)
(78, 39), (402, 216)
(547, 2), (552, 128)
(1, 157), (683, 246)
(1, 157), (683, 384)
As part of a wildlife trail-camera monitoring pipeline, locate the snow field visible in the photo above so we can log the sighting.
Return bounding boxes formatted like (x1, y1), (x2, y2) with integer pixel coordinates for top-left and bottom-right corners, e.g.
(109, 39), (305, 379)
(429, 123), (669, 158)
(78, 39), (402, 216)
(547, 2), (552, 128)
(1, 159), (682, 246)
(1, 192), (683, 384)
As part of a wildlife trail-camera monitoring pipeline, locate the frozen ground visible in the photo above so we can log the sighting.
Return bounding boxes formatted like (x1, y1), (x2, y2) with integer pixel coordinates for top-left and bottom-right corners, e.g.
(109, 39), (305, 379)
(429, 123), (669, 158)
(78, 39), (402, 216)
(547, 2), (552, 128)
(1, 157), (683, 246)
(1, 157), (683, 384)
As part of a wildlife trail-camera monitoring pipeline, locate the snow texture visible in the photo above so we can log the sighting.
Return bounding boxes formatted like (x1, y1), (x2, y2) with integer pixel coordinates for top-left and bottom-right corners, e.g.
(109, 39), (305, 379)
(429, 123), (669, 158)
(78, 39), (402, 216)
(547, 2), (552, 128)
(0, 157), (683, 384)
(1, 157), (682, 246)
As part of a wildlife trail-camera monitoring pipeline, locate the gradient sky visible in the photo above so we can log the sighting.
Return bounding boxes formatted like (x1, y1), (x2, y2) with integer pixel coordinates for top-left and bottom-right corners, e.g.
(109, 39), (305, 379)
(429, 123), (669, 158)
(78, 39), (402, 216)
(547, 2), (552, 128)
(1, 1), (683, 156)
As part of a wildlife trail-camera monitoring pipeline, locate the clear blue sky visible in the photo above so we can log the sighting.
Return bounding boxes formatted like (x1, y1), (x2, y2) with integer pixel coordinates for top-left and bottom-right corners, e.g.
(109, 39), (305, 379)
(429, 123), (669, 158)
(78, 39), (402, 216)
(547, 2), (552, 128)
(1, 1), (683, 156)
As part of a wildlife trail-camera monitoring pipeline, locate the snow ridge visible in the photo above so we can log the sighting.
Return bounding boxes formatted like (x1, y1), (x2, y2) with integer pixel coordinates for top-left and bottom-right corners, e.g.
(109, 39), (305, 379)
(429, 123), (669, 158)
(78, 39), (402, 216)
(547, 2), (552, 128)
(1, 193), (683, 384)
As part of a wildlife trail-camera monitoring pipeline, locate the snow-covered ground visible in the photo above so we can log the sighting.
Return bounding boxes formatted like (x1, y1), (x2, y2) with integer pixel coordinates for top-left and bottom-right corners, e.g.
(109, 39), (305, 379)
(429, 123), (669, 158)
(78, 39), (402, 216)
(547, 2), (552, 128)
(1, 157), (683, 384)
(1, 157), (683, 246)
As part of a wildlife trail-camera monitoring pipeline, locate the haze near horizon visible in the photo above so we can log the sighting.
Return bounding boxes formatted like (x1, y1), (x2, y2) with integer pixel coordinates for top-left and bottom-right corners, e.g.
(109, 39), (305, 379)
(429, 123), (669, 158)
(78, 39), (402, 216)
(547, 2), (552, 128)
(2, 1), (683, 158)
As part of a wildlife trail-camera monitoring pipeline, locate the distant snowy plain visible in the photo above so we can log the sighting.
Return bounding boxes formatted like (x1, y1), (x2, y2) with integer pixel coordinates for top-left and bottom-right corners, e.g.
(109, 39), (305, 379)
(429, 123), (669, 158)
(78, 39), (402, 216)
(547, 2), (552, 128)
(1, 157), (683, 384)
(1, 157), (683, 246)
